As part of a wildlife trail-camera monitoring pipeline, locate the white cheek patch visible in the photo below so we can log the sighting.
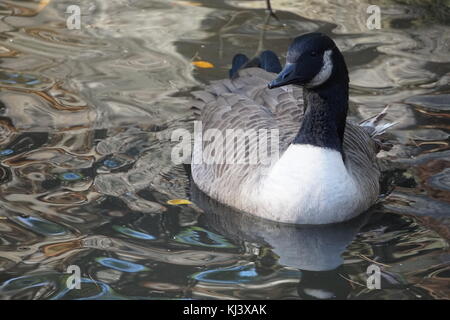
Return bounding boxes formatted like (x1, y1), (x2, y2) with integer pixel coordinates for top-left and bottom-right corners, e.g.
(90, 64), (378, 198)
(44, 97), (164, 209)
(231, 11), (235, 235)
(307, 49), (333, 87)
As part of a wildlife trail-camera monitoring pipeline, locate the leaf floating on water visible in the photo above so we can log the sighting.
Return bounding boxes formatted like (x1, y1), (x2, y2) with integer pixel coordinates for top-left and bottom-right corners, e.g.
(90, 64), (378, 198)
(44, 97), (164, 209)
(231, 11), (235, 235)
(177, 1), (202, 7)
(166, 199), (192, 205)
(192, 61), (214, 69)
(37, 0), (51, 12)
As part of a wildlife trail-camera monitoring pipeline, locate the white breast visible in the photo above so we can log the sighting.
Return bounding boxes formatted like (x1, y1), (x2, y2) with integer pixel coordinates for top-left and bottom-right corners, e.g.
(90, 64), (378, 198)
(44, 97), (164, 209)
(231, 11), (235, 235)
(252, 144), (365, 224)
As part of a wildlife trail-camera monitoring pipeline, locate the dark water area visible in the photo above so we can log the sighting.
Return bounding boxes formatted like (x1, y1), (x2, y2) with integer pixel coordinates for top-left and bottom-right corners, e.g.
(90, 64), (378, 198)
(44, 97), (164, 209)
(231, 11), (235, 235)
(0, 0), (449, 299)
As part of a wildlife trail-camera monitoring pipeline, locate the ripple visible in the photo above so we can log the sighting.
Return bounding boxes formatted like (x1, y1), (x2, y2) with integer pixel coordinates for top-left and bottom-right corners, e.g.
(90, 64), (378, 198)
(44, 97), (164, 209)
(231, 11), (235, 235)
(58, 172), (83, 181)
(13, 216), (68, 236)
(405, 94), (450, 112)
(0, 71), (52, 90)
(193, 264), (261, 284)
(0, 119), (15, 144)
(42, 239), (83, 257)
(113, 225), (156, 240)
(0, 274), (55, 293)
(39, 191), (88, 205)
(0, 149), (14, 156)
(0, 257), (16, 272)
(3, 148), (95, 169)
(96, 257), (148, 273)
(385, 191), (450, 219)
(428, 169), (450, 192)
(173, 226), (236, 248)
(0, 0), (449, 300)
(51, 278), (120, 300)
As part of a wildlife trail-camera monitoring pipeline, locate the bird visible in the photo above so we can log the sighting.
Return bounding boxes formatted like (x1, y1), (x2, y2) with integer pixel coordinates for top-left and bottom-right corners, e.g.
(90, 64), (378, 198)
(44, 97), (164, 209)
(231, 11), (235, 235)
(190, 32), (395, 225)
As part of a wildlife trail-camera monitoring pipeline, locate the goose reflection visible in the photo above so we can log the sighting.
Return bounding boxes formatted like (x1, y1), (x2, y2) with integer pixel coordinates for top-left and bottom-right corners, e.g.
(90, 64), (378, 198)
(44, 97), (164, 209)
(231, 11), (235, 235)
(192, 182), (370, 271)
(191, 182), (371, 299)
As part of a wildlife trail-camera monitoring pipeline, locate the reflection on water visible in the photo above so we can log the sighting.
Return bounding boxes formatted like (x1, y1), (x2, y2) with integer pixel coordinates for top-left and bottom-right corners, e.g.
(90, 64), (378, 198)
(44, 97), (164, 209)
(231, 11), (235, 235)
(193, 183), (371, 272)
(0, 0), (449, 299)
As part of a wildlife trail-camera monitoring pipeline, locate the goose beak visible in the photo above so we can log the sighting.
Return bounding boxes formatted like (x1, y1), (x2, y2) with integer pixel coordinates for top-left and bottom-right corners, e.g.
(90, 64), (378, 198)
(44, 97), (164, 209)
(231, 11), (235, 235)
(268, 63), (298, 89)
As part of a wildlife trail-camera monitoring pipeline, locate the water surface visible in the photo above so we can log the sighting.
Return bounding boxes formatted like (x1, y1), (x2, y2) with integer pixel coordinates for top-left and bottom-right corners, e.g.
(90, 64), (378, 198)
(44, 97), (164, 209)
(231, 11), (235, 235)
(0, 0), (449, 300)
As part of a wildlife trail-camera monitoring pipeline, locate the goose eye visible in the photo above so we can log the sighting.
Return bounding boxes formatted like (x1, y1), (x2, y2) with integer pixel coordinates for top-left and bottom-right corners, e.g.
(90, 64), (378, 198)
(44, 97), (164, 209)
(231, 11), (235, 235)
(310, 51), (318, 57)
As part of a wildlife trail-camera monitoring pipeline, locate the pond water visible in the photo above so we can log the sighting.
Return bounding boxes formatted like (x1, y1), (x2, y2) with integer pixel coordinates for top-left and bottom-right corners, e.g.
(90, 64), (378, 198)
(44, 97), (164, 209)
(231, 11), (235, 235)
(0, 0), (449, 300)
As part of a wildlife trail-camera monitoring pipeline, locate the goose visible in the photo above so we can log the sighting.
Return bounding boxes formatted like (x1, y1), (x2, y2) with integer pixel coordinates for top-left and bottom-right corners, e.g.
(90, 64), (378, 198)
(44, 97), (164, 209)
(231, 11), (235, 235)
(191, 32), (394, 225)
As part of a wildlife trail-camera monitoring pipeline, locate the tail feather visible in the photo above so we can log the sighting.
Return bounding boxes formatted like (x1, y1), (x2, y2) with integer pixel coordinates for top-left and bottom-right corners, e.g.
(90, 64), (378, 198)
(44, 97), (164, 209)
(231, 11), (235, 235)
(229, 54), (249, 79)
(370, 122), (398, 137)
(229, 50), (281, 79)
(359, 105), (398, 137)
(259, 50), (282, 74)
(359, 105), (398, 151)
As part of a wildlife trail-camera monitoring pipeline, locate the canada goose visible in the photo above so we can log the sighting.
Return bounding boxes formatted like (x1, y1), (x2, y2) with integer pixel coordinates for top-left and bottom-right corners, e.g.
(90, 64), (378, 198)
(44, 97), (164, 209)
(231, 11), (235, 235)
(191, 32), (394, 225)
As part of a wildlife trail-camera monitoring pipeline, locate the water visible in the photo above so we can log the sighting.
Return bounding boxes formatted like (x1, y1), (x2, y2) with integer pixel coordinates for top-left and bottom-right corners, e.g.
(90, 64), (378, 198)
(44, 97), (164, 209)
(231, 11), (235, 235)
(0, 0), (449, 300)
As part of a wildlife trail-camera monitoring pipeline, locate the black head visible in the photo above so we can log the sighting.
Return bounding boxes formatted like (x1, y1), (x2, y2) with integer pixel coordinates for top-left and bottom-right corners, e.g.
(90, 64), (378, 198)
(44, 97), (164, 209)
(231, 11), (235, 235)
(268, 33), (348, 89)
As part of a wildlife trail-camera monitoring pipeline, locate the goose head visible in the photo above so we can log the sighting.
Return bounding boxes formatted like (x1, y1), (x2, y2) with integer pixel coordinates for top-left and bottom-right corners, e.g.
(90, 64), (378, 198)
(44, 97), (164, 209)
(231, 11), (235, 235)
(268, 33), (348, 89)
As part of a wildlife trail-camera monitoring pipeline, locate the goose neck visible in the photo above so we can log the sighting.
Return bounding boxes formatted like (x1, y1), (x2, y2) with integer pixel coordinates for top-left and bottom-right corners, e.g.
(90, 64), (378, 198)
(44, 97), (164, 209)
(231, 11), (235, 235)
(293, 82), (349, 153)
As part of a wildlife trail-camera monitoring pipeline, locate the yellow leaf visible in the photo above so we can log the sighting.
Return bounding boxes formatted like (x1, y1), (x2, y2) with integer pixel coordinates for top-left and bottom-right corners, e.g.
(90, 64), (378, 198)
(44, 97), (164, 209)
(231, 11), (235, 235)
(167, 199), (192, 205)
(38, 0), (51, 12)
(192, 61), (214, 69)
(177, 1), (202, 6)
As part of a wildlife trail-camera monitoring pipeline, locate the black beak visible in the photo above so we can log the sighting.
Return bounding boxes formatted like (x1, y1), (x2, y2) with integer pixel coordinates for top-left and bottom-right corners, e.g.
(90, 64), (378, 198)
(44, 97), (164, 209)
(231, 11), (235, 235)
(268, 63), (298, 89)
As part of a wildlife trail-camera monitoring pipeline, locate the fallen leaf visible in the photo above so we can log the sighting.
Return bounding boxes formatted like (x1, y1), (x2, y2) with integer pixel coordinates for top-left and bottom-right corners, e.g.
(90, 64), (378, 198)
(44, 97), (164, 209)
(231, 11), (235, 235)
(192, 61), (214, 69)
(177, 1), (202, 7)
(167, 199), (192, 205)
(38, 0), (51, 12)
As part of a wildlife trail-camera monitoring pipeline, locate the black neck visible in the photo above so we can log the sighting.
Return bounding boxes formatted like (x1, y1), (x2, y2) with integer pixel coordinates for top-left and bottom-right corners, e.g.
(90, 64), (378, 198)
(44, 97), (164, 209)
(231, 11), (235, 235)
(293, 57), (349, 154)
